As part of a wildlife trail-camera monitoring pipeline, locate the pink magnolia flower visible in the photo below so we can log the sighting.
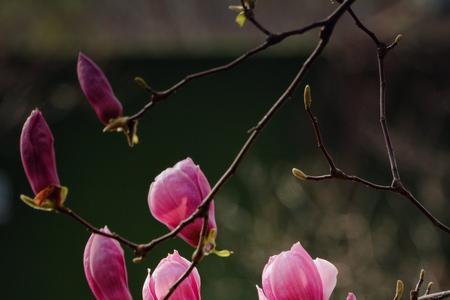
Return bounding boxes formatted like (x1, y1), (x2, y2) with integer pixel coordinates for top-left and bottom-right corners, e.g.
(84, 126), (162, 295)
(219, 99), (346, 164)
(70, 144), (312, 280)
(148, 158), (216, 247)
(77, 52), (123, 124)
(142, 250), (201, 300)
(257, 242), (341, 300)
(20, 109), (67, 209)
(84, 226), (132, 300)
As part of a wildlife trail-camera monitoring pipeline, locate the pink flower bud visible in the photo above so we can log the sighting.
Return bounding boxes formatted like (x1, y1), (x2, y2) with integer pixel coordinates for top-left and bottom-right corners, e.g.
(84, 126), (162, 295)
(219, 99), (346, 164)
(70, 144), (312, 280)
(142, 250), (201, 300)
(346, 292), (357, 300)
(148, 158), (216, 247)
(77, 52), (123, 124)
(257, 242), (338, 300)
(20, 109), (60, 195)
(84, 226), (132, 300)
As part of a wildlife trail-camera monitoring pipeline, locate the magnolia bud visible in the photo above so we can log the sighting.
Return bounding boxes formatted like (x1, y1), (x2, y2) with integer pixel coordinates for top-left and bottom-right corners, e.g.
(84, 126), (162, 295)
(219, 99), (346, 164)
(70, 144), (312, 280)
(292, 168), (308, 181)
(20, 109), (67, 210)
(84, 226), (132, 300)
(77, 52), (123, 125)
(304, 85), (312, 110)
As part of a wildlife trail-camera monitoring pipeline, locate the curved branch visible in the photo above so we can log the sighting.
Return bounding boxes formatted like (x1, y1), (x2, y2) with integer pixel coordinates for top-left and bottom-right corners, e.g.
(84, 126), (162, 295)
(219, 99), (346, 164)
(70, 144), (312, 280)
(57, 206), (139, 250)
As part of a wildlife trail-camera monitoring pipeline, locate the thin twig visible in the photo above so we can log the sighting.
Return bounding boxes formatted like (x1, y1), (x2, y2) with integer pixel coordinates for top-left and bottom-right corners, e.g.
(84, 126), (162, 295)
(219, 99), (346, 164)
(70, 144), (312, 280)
(57, 206), (139, 250)
(305, 174), (392, 191)
(297, 3), (450, 235)
(128, 19), (335, 122)
(239, 0), (273, 36)
(306, 107), (338, 171)
(419, 291), (450, 300)
(337, 0), (401, 182)
(411, 270), (425, 300)
(347, 7), (450, 233)
(377, 46), (401, 182)
(301, 82), (450, 234)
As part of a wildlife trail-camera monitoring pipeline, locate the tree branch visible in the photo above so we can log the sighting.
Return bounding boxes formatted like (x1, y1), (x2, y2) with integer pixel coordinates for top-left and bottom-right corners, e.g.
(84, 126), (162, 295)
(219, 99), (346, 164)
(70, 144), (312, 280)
(295, 3), (450, 235)
(128, 17), (337, 122)
(57, 206), (139, 250)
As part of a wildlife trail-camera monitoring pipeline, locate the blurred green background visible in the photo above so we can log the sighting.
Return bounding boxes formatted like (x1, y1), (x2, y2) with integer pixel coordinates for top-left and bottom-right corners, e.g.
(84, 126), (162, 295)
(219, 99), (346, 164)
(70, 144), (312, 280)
(0, 1), (449, 299)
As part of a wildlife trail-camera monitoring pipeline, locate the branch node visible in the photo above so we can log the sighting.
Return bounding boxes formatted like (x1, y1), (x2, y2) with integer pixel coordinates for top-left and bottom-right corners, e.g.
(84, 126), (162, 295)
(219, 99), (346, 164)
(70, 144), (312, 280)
(266, 34), (283, 45)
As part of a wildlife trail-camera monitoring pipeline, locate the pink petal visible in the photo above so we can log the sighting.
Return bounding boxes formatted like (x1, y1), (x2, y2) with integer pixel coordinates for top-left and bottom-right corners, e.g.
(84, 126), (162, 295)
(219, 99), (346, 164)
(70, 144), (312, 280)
(262, 242), (323, 300)
(151, 251), (201, 300)
(148, 158), (216, 247)
(314, 258), (338, 300)
(256, 285), (269, 300)
(142, 269), (156, 300)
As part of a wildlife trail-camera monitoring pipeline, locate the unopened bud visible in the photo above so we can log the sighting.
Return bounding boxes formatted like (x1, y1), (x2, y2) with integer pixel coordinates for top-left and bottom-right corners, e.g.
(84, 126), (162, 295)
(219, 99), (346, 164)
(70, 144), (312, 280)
(134, 77), (153, 93)
(394, 34), (402, 44)
(304, 85), (312, 110)
(77, 52), (123, 125)
(20, 109), (68, 211)
(292, 168), (308, 180)
(394, 280), (404, 300)
(425, 282), (433, 295)
(84, 227), (132, 300)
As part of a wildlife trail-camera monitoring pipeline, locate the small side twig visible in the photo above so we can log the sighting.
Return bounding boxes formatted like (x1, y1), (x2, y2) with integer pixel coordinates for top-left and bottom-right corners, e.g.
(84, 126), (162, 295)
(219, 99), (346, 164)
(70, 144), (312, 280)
(411, 269), (425, 300)
(239, 0), (273, 36)
(57, 206), (139, 251)
(419, 291), (450, 300)
(297, 85), (450, 234)
(128, 9), (345, 122)
(425, 283), (434, 296)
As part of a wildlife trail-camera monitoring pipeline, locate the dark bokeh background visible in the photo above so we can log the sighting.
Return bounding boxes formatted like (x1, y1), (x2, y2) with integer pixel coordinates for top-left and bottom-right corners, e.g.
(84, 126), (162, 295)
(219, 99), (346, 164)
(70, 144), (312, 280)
(0, 1), (449, 299)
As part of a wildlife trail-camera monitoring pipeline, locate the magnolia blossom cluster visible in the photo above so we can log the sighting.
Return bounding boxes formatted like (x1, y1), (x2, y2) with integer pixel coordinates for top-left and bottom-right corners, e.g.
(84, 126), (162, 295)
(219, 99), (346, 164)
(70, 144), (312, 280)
(20, 53), (358, 299)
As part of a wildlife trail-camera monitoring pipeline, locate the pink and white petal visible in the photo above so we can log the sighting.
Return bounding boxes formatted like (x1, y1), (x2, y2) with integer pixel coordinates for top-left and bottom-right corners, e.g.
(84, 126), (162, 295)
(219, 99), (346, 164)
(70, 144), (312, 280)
(256, 285), (269, 300)
(142, 269), (156, 300)
(314, 258), (338, 300)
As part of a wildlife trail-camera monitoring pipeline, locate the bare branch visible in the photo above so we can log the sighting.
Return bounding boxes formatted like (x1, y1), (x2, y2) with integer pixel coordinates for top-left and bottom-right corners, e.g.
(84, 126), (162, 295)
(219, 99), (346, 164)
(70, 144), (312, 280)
(57, 206), (139, 251)
(296, 4), (450, 235)
(411, 270), (425, 300)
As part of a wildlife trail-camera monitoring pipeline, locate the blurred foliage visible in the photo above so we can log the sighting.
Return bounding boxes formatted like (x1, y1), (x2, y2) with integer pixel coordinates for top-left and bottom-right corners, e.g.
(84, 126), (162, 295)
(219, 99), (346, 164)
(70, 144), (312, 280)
(0, 1), (450, 300)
